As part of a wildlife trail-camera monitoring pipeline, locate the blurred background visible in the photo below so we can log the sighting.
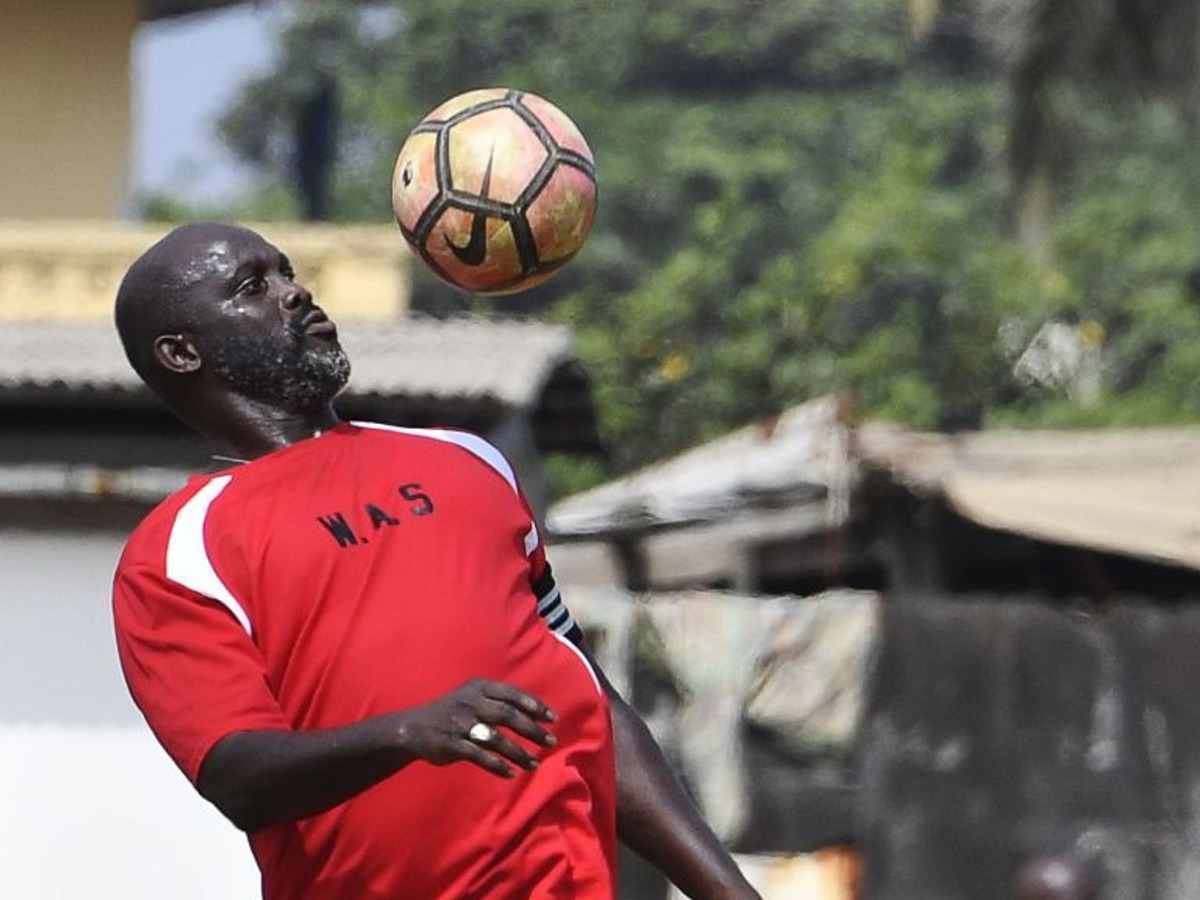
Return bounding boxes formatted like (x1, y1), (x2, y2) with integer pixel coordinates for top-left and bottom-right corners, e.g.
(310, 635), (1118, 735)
(5, 0), (1200, 897)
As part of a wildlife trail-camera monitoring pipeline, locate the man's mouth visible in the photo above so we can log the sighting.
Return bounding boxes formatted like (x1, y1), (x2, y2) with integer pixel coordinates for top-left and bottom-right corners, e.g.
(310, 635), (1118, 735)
(300, 308), (337, 337)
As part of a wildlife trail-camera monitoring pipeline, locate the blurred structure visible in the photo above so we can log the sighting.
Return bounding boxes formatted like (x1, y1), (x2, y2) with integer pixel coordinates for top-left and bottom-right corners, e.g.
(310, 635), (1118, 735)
(1013, 854), (1101, 900)
(0, 314), (596, 515)
(860, 599), (1200, 899)
(0, 221), (409, 319)
(549, 398), (1200, 899)
(550, 397), (860, 595)
(2, 0), (137, 220)
(569, 587), (872, 900)
(0, 0), (247, 220)
(549, 396), (1200, 602)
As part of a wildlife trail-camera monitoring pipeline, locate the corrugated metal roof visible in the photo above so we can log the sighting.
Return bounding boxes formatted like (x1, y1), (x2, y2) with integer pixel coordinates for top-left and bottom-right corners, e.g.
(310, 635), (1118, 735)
(0, 317), (574, 410)
(0, 464), (188, 503)
(860, 424), (1200, 570)
(548, 395), (852, 539)
(143, 1), (382, 22)
(550, 397), (1200, 572)
(142, 0), (246, 21)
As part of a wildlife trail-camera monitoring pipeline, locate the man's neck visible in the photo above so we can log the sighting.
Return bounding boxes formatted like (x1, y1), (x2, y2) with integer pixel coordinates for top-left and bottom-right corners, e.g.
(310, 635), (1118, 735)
(203, 395), (342, 461)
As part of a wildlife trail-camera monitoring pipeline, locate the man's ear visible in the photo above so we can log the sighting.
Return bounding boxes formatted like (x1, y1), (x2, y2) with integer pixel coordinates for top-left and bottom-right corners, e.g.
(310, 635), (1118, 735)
(153, 334), (202, 374)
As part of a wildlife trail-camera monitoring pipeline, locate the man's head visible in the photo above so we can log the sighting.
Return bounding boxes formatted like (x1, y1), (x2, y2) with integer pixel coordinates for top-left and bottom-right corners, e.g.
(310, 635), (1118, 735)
(1013, 854), (1100, 900)
(115, 223), (350, 426)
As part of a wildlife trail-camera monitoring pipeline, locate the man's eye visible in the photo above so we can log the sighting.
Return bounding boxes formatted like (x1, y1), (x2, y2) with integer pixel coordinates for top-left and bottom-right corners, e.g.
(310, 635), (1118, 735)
(281, 268), (296, 281)
(238, 276), (265, 295)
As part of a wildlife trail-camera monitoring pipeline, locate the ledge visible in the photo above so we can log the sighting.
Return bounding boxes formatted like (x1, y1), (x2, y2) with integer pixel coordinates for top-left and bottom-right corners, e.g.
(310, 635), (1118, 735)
(0, 220), (411, 321)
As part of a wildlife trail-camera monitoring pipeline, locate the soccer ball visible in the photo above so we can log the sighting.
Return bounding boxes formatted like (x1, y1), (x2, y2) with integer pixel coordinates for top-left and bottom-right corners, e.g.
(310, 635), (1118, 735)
(392, 88), (598, 295)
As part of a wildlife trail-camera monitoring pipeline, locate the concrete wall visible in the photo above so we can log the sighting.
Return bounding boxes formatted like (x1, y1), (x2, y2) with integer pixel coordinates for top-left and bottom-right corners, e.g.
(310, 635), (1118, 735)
(0, 0), (136, 220)
(860, 599), (1200, 900)
(0, 528), (259, 897)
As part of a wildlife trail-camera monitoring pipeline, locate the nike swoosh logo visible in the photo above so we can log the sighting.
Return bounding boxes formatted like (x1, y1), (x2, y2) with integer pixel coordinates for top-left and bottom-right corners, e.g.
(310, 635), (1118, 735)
(444, 146), (495, 267)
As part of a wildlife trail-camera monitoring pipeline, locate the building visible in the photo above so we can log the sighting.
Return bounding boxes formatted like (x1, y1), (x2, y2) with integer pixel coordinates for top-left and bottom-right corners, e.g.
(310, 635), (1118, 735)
(2, 0), (256, 221)
(546, 398), (1200, 898)
(548, 395), (1200, 603)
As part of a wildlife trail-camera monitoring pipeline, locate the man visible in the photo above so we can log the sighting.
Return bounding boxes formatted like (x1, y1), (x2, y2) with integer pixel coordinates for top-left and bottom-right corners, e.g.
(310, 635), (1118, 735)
(111, 222), (761, 900)
(1013, 854), (1100, 900)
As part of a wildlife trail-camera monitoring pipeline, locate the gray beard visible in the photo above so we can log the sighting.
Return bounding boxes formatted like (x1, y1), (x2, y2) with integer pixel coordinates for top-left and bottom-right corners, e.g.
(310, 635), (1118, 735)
(208, 334), (351, 413)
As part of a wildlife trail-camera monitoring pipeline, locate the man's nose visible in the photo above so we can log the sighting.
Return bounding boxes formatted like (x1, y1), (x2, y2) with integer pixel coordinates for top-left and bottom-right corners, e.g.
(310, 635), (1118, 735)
(280, 282), (312, 312)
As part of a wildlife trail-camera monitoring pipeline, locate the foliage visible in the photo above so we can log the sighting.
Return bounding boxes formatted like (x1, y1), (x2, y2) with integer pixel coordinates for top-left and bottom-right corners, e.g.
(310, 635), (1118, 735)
(201, 0), (1200, 495)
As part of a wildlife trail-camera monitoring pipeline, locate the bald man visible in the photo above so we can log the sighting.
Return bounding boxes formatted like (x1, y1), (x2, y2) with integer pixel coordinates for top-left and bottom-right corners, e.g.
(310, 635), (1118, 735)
(110, 223), (760, 900)
(1014, 854), (1100, 900)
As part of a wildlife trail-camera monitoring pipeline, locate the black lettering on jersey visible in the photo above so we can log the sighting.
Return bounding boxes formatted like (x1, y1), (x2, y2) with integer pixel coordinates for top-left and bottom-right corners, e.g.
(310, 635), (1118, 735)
(317, 512), (358, 548)
(399, 483), (435, 516)
(366, 503), (400, 530)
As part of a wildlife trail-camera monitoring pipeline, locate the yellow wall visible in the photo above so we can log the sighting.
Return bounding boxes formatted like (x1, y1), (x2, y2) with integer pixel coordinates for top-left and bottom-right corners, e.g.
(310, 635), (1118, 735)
(0, 221), (411, 320)
(0, 0), (136, 220)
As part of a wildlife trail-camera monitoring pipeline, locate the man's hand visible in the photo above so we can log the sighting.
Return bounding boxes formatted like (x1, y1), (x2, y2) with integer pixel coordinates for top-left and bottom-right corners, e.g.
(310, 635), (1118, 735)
(395, 678), (558, 778)
(199, 678), (558, 832)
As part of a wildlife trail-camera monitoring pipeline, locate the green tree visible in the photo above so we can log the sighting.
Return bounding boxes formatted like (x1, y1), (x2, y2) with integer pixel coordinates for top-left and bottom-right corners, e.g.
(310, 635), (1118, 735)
(202, 0), (1200, 495)
(979, 0), (1200, 250)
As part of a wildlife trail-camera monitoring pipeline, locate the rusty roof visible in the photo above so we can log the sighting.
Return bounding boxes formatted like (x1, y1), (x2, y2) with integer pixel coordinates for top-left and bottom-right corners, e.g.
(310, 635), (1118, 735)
(548, 395), (852, 539)
(550, 395), (1200, 572)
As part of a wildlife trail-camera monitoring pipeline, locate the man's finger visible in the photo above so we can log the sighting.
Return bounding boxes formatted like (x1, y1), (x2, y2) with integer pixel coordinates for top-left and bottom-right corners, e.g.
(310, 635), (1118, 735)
(452, 739), (514, 779)
(479, 681), (556, 722)
(478, 698), (557, 748)
(472, 726), (538, 771)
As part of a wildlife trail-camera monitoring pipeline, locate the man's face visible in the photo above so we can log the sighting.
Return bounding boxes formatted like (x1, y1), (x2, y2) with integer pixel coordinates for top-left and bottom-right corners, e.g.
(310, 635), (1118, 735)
(172, 227), (351, 413)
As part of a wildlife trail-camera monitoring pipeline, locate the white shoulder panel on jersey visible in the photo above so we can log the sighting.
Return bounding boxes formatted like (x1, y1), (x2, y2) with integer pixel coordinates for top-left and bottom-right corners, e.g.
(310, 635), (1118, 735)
(352, 421), (518, 490)
(165, 475), (253, 636)
(352, 421), (540, 555)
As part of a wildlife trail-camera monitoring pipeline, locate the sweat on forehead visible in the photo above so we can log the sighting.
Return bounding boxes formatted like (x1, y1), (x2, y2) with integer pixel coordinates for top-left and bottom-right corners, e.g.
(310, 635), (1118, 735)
(159, 223), (275, 289)
(119, 223), (265, 300)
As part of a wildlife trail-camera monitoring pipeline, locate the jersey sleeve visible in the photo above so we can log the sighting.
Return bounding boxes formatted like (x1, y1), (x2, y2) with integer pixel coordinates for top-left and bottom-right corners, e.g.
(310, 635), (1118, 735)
(527, 527), (585, 647)
(113, 561), (290, 784)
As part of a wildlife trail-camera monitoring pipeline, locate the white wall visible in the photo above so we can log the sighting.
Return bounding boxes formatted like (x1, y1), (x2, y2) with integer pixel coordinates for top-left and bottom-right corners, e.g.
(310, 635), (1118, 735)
(0, 530), (260, 898)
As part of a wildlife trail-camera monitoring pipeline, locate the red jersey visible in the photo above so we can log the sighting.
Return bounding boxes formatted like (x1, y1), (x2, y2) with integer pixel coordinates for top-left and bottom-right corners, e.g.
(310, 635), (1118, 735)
(112, 421), (616, 900)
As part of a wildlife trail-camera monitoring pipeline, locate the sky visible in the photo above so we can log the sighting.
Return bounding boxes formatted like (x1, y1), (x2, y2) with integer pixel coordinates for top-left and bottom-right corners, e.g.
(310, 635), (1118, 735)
(131, 4), (277, 205)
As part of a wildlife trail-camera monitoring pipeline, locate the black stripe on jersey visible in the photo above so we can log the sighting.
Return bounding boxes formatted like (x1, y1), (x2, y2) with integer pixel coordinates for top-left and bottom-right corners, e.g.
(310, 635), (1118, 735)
(531, 565), (555, 601)
(532, 563), (583, 648)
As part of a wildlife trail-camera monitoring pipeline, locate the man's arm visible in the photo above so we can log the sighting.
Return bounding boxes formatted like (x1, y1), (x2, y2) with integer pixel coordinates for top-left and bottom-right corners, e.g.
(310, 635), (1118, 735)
(197, 679), (557, 832)
(588, 654), (762, 900)
(524, 546), (759, 899)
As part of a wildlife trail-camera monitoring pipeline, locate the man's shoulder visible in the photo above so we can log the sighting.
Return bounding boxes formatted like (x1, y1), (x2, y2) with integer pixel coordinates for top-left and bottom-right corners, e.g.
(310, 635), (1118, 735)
(350, 421), (519, 493)
(350, 420), (492, 449)
(119, 473), (231, 567)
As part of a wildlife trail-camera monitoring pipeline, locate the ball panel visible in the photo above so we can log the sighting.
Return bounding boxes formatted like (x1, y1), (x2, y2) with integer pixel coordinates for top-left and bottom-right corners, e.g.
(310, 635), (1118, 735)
(446, 108), (547, 204)
(424, 205), (524, 293)
(519, 93), (594, 162)
(526, 163), (597, 264)
(424, 87), (510, 123)
(484, 266), (563, 296)
(391, 132), (440, 234)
